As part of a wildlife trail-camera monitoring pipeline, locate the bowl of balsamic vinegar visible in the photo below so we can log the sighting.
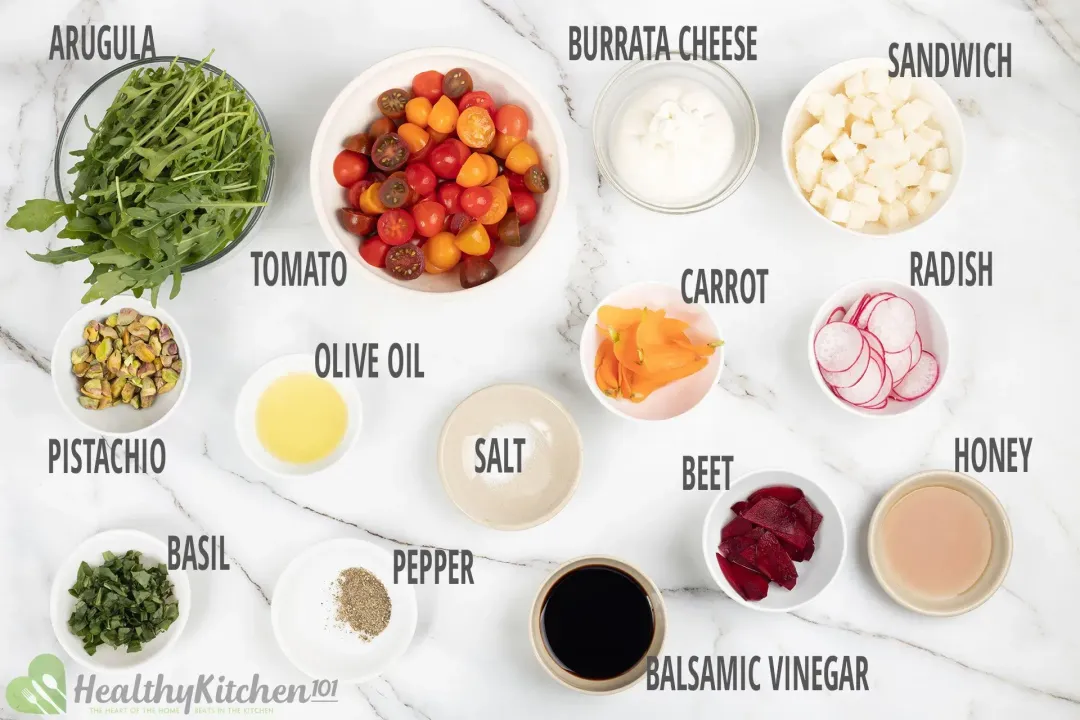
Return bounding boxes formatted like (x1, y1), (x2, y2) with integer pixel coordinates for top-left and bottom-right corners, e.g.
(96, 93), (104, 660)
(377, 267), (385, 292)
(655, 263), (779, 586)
(530, 556), (666, 693)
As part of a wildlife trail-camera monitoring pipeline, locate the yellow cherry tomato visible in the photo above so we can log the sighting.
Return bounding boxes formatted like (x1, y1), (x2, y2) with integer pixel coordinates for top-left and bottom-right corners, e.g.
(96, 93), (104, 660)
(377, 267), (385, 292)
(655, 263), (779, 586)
(427, 95), (459, 134)
(476, 188), (508, 225)
(493, 132), (523, 160)
(397, 123), (430, 154)
(456, 106), (496, 149)
(428, 128), (450, 144)
(405, 97), (432, 127)
(425, 231), (462, 270)
(358, 182), (387, 215)
(454, 222), (491, 256)
(480, 154), (499, 184)
(486, 175), (511, 201)
(505, 141), (540, 174)
(423, 241), (450, 273)
(456, 153), (489, 188)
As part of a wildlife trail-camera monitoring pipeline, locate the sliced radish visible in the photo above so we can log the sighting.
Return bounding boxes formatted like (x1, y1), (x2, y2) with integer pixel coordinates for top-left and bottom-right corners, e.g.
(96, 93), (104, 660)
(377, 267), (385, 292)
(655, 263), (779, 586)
(843, 294), (870, 324)
(828, 306), (845, 323)
(822, 340), (871, 389)
(836, 352), (884, 406)
(855, 293), (895, 329)
(860, 329), (885, 358)
(858, 363), (893, 408)
(866, 297), (917, 353)
(892, 351), (939, 400)
(814, 322), (865, 373)
(884, 346), (912, 385)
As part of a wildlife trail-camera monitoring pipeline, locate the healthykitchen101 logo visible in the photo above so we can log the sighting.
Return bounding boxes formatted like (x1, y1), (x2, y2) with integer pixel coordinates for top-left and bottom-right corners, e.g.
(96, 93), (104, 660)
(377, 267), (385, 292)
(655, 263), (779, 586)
(5, 654), (67, 714)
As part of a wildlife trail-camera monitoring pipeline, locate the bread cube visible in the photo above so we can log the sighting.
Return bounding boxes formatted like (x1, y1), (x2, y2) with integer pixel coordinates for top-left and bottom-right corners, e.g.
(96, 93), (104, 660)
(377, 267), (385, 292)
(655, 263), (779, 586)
(907, 188), (933, 216)
(850, 119), (876, 145)
(821, 160), (855, 192)
(865, 162), (896, 189)
(905, 132), (933, 162)
(824, 197), (852, 224)
(924, 147), (951, 171)
(798, 123), (838, 152)
(916, 125), (944, 149)
(853, 182), (880, 206)
(865, 138), (907, 167)
(901, 187), (918, 205)
(823, 94), (849, 129)
(846, 153), (869, 179)
(805, 91), (831, 119)
(797, 170), (817, 193)
(888, 77), (913, 103)
(871, 108), (895, 133)
(865, 67), (890, 94)
(808, 184), (833, 209)
(795, 145), (824, 179)
(829, 133), (859, 162)
(879, 181), (902, 203)
(882, 127), (905, 147)
(895, 99), (934, 133)
(863, 200), (883, 222)
(873, 92), (898, 111)
(845, 203), (870, 230)
(844, 72), (867, 98)
(922, 169), (952, 193)
(896, 159), (924, 187)
(881, 200), (910, 228)
(850, 95), (876, 121)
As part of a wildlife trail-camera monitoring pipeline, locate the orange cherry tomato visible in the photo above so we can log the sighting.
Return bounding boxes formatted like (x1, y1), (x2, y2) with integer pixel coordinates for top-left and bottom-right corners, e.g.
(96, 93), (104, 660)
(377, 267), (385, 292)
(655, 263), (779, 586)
(455, 153), (490, 188)
(476, 187), (508, 225)
(492, 132), (523, 160)
(412, 70), (444, 104)
(405, 97), (432, 127)
(397, 123), (430, 155)
(495, 105), (529, 137)
(423, 243), (449, 273)
(486, 175), (511, 202)
(425, 231), (462, 270)
(454, 222), (491, 256)
(505, 141), (540, 174)
(427, 96), (459, 135)
(456, 107), (496, 149)
(480, 154), (499, 185)
(358, 182), (388, 215)
(428, 128), (450, 144)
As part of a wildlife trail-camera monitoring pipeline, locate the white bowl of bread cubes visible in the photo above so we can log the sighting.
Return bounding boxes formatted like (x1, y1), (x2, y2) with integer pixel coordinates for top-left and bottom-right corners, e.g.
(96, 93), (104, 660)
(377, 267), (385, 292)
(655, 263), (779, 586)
(782, 58), (964, 236)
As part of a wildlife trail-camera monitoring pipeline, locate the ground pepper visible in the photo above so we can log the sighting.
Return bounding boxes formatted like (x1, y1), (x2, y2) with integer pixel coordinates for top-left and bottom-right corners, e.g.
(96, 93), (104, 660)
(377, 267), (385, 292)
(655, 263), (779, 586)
(333, 567), (392, 641)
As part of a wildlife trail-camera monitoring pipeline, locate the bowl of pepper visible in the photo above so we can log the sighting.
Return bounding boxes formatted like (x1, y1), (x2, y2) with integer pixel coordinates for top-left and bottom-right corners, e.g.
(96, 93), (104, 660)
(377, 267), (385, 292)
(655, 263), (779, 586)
(310, 47), (569, 294)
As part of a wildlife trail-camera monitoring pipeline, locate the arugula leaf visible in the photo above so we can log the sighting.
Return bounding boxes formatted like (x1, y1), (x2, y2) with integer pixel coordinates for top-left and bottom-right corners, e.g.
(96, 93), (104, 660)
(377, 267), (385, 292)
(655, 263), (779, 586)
(7, 199), (73, 231)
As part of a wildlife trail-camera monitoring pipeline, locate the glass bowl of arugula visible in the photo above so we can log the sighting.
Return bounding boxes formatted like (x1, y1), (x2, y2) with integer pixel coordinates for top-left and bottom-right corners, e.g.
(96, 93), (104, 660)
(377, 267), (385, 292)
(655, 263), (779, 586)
(6, 55), (274, 305)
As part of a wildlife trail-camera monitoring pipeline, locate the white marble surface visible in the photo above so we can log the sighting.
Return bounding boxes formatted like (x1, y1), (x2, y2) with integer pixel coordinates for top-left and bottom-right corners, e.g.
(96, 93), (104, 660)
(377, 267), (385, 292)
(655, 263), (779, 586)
(2, 0), (1080, 718)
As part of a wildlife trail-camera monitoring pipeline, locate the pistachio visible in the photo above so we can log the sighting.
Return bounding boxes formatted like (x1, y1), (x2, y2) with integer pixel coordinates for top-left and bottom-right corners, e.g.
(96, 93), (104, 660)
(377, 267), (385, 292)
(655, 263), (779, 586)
(82, 322), (100, 343)
(161, 354), (173, 368)
(78, 396), (100, 410)
(128, 322), (151, 341)
(163, 340), (178, 356)
(94, 337), (113, 363)
(85, 363), (104, 380)
(110, 377), (126, 399)
(81, 378), (103, 399)
(172, 359), (183, 374)
(128, 377), (143, 389)
(128, 396), (140, 410)
(141, 382), (157, 398)
(71, 346), (91, 365)
(141, 316), (161, 331)
(98, 325), (118, 339)
(121, 381), (137, 403)
(116, 308), (138, 326)
(140, 387), (156, 409)
(97, 396), (113, 410)
(105, 313), (119, 327)
(158, 324), (173, 343)
(154, 358), (163, 372)
(72, 362), (90, 377)
(159, 368), (179, 393)
(107, 349), (122, 375)
(149, 334), (162, 356)
(131, 341), (156, 363)
(122, 329), (131, 345)
(138, 361), (156, 378)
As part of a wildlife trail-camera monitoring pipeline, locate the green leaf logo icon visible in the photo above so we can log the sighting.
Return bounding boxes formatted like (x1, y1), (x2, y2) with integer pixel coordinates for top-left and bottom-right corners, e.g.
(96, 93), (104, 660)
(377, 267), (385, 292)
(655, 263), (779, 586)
(5, 654), (66, 714)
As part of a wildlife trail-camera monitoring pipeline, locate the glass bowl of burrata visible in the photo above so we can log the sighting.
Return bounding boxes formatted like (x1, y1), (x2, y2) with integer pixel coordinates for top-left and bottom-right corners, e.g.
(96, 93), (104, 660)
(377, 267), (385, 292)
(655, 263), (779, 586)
(592, 59), (759, 213)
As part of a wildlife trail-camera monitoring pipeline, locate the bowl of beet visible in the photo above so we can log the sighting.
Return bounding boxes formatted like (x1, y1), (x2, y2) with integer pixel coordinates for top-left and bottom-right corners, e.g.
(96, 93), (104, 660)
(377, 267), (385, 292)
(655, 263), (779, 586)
(702, 469), (846, 612)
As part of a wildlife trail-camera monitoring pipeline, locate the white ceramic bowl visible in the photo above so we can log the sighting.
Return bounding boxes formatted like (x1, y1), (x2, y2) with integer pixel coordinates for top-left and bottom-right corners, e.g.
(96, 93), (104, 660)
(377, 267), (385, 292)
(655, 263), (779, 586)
(51, 297), (191, 435)
(781, 57), (965, 236)
(578, 282), (725, 421)
(702, 469), (846, 612)
(310, 47), (569, 294)
(235, 354), (363, 478)
(808, 278), (949, 417)
(50, 529), (191, 670)
(271, 538), (417, 682)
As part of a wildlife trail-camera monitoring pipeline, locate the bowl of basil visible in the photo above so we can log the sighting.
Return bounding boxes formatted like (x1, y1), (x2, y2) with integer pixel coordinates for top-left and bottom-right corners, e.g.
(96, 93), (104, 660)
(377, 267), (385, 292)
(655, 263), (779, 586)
(7, 54), (274, 306)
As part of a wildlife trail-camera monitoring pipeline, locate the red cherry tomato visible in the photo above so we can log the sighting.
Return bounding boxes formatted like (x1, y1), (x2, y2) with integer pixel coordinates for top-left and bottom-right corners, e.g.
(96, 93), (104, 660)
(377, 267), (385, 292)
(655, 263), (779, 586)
(333, 150), (369, 187)
(437, 183), (464, 214)
(511, 191), (537, 224)
(404, 163), (437, 197)
(446, 138), (471, 164)
(429, 140), (467, 180)
(505, 171), (528, 193)
(495, 105), (529, 138)
(411, 70), (444, 104)
(460, 186), (494, 219)
(339, 208), (377, 237)
(412, 200), (447, 238)
(480, 243), (496, 261)
(377, 209), (416, 245)
(347, 179), (373, 209)
(458, 91), (496, 113)
(359, 237), (391, 267)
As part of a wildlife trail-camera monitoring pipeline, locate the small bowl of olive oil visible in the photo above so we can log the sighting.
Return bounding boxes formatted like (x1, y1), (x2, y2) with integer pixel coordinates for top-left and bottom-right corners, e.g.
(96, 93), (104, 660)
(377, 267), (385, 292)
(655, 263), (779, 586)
(235, 354), (362, 477)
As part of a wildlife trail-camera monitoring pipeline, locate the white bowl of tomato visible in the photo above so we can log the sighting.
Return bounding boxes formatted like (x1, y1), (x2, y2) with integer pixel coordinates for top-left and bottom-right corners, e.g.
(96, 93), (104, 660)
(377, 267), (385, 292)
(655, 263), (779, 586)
(311, 47), (569, 293)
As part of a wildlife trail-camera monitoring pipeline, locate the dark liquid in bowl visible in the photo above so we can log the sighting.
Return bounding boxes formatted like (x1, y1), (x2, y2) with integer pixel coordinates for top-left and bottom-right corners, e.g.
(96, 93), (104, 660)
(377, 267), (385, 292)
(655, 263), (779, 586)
(540, 564), (655, 680)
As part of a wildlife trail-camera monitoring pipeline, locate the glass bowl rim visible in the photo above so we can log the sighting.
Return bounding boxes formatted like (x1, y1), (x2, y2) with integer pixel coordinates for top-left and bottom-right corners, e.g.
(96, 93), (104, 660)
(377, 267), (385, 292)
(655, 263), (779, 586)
(52, 55), (276, 273)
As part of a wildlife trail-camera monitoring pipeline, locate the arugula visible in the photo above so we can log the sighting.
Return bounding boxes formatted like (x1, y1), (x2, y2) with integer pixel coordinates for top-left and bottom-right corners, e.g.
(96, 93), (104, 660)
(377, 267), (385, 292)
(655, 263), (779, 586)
(67, 549), (180, 655)
(7, 53), (272, 304)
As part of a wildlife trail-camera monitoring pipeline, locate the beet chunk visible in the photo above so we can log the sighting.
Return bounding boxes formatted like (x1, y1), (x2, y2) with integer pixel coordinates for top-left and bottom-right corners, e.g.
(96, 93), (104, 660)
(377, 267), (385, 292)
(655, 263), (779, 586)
(747, 485), (804, 506)
(739, 497), (811, 550)
(791, 496), (823, 536)
(753, 532), (799, 590)
(716, 553), (770, 601)
(730, 500), (750, 515)
(721, 516), (755, 541)
(780, 536), (815, 562)
(719, 527), (764, 572)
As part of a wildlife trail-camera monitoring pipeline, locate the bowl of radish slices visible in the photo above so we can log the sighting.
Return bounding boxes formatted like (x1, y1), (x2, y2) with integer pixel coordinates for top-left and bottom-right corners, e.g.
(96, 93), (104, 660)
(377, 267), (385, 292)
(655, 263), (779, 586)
(809, 279), (948, 416)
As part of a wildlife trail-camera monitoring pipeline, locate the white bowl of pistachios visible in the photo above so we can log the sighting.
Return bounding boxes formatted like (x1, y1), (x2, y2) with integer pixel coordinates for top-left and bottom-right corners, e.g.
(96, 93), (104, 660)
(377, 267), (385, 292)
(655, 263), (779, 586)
(51, 297), (190, 435)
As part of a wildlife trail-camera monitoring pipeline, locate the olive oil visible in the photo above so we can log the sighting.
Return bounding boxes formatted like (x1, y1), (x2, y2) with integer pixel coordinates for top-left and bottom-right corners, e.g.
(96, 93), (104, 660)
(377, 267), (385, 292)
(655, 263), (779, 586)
(256, 373), (347, 464)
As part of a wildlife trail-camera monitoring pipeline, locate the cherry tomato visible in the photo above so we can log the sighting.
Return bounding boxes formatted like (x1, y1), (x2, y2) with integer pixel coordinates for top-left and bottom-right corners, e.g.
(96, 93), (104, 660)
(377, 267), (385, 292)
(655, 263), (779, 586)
(511, 191), (537, 224)
(378, 174), (410, 209)
(505, 171), (527, 193)
(505, 141), (540, 174)
(486, 175), (511, 202)
(405, 163), (437, 197)
(405, 97), (432, 127)
(460, 186), (494, 219)
(448, 212), (471, 235)
(343, 132), (372, 154)
(495, 105), (529, 138)
(480, 154), (499, 184)
(479, 242), (497, 261)
(412, 200), (446, 238)
(397, 123), (430, 155)
(437, 183), (465, 214)
(428, 95), (460, 135)
(484, 222), (500, 243)
(358, 182), (388, 215)
(429, 140), (467, 180)
(347, 179), (374, 208)
(457, 107), (496, 150)
(422, 244), (449, 274)
(477, 188), (508, 225)
(428, 128), (450, 144)
(523, 165), (549, 193)
(499, 210), (522, 246)
(411, 70), (444, 104)
(339, 208), (377, 237)
(333, 150), (368, 187)
(378, 88), (410, 119)
(454, 222), (490, 256)
(442, 68), (473, 100)
(424, 231), (461, 270)
(492, 132), (522, 160)
(455, 153), (489, 188)
(410, 140), (432, 163)
(370, 116), (395, 139)
(377, 209), (416, 246)
(360, 237), (391, 267)
(459, 255), (497, 289)
(371, 133), (409, 172)
(458, 91), (496, 113)
(366, 170), (388, 183)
